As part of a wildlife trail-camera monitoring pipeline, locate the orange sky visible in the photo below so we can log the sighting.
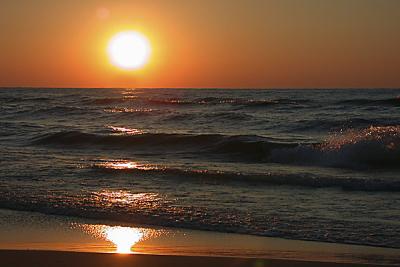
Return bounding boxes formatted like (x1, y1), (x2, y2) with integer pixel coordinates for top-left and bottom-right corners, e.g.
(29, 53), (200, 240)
(1, 0), (399, 88)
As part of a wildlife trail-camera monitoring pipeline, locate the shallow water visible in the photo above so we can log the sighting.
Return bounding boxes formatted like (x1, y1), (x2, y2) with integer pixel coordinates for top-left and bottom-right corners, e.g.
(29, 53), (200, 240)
(0, 88), (399, 247)
(1, 209), (399, 265)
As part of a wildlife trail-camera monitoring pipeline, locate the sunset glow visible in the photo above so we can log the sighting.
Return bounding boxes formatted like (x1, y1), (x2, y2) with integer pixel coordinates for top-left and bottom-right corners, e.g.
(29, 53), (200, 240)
(2, 1), (399, 88)
(108, 31), (151, 70)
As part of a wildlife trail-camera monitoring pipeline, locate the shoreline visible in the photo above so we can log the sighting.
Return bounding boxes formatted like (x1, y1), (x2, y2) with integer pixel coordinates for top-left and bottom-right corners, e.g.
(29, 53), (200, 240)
(4, 207), (399, 251)
(0, 250), (394, 267)
(0, 209), (399, 266)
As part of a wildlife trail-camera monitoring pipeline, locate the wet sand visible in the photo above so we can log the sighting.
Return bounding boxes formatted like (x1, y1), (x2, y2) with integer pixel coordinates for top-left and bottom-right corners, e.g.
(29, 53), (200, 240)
(0, 250), (393, 267)
(0, 209), (399, 266)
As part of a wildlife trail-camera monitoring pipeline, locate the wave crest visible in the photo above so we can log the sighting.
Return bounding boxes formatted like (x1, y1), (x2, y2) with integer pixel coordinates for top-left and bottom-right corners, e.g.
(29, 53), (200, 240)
(92, 161), (400, 192)
(32, 126), (400, 169)
(87, 96), (309, 108)
(270, 126), (400, 168)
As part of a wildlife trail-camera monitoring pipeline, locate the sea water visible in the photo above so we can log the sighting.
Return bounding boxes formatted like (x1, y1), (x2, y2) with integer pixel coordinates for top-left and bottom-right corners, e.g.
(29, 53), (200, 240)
(0, 88), (399, 248)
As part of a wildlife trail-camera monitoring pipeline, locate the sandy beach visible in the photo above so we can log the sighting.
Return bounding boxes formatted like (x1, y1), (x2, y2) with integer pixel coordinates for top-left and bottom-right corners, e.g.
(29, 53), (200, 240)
(0, 209), (399, 266)
(0, 250), (396, 267)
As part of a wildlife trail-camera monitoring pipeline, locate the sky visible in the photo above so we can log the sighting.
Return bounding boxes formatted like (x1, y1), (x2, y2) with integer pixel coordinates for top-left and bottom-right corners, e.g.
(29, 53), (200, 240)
(1, 0), (399, 88)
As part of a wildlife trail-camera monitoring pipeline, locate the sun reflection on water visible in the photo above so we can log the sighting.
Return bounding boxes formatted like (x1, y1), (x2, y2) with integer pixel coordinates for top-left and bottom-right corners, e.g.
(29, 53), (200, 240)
(78, 224), (162, 254)
(107, 125), (144, 135)
(105, 161), (139, 169)
(96, 160), (157, 171)
(93, 190), (161, 205)
(105, 226), (143, 253)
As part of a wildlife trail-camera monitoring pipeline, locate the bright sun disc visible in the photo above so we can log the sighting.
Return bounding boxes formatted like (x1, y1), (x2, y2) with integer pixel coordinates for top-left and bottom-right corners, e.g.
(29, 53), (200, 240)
(108, 31), (151, 70)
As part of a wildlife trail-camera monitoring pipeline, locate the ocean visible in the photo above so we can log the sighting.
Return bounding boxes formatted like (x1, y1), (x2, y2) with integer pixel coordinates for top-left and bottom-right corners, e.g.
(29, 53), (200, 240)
(0, 88), (399, 248)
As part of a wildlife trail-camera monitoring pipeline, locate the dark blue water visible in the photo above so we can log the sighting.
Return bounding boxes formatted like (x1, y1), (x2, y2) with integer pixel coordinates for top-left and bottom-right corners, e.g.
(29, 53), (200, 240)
(1, 88), (399, 248)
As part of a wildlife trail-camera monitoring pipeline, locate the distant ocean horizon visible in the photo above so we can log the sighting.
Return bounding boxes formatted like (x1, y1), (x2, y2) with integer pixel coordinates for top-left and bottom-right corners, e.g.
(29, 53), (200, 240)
(2, 87), (400, 90)
(1, 88), (399, 248)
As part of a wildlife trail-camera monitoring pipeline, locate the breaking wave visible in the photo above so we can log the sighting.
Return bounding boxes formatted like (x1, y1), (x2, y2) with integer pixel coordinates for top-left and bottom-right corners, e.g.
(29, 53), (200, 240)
(32, 126), (400, 169)
(270, 126), (400, 169)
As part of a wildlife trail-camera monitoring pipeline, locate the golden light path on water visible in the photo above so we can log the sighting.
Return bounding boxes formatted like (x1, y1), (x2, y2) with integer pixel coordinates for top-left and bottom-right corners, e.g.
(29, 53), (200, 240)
(77, 159), (169, 253)
(77, 174), (166, 254)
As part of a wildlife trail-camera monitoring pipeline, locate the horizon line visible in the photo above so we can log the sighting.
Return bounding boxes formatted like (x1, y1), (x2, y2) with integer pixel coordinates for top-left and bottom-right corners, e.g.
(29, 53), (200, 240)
(1, 86), (400, 90)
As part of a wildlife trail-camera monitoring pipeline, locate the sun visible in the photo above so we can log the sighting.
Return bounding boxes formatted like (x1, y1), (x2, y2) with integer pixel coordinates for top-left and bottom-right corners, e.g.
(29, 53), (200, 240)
(108, 31), (151, 70)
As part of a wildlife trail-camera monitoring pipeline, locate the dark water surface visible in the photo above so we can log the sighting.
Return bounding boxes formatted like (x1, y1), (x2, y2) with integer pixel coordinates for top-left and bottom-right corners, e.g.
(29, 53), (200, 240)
(0, 88), (399, 248)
